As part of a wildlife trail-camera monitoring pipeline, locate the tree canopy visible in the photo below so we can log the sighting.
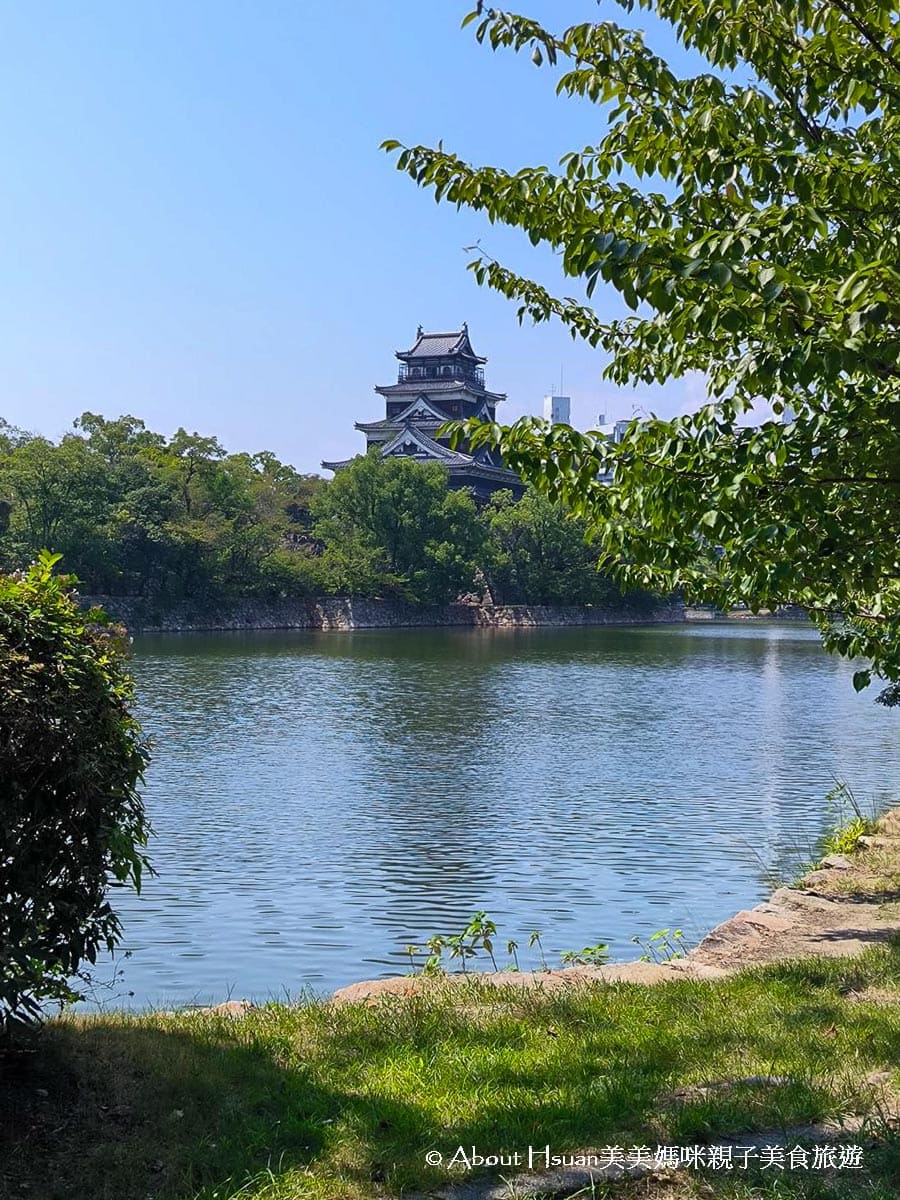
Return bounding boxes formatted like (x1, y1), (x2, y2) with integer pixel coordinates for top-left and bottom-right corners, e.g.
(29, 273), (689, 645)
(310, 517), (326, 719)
(482, 487), (644, 606)
(311, 452), (486, 605)
(384, 1), (900, 701)
(0, 414), (324, 602)
(0, 416), (646, 609)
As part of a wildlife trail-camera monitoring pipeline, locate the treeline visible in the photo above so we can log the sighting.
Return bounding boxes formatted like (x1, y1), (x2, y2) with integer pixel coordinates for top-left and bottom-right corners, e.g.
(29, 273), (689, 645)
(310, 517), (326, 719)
(0, 414), (653, 609)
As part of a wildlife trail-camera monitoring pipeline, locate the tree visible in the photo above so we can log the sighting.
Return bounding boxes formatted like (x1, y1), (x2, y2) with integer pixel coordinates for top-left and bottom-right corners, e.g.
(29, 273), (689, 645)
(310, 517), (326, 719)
(0, 435), (109, 571)
(0, 554), (151, 1029)
(0, 416), (325, 601)
(0, 418), (176, 596)
(482, 486), (625, 605)
(385, 2), (900, 701)
(312, 452), (485, 604)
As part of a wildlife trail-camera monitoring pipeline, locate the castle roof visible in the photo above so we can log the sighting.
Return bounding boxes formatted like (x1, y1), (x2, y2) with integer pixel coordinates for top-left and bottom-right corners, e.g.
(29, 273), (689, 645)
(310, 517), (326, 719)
(380, 425), (473, 463)
(396, 325), (486, 364)
(375, 378), (505, 403)
(356, 395), (449, 433)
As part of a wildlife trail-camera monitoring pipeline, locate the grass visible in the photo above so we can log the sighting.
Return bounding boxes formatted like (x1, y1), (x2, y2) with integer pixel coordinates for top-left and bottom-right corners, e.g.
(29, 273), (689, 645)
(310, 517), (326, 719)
(819, 785), (879, 859)
(801, 809), (900, 904)
(2, 945), (900, 1200)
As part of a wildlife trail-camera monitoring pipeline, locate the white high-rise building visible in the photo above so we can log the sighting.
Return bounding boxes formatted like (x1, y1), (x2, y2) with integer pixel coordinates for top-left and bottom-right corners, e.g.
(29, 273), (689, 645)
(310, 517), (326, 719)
(543, 393), (571, 424)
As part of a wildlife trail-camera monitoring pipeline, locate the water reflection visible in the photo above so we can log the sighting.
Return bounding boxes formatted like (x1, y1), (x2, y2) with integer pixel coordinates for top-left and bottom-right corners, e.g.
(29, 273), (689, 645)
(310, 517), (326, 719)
(88, 623), (899, 1009)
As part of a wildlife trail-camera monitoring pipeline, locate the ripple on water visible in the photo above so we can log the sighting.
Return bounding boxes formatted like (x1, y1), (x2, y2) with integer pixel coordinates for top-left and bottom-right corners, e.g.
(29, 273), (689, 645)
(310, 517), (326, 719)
(83, 623), (900, 1008)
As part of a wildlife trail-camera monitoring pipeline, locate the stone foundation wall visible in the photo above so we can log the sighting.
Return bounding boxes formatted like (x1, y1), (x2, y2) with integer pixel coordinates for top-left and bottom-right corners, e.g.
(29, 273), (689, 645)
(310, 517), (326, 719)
(78, 594), (685, 635)
(684, 605), (809, 622)
(464, 602), (683, 629)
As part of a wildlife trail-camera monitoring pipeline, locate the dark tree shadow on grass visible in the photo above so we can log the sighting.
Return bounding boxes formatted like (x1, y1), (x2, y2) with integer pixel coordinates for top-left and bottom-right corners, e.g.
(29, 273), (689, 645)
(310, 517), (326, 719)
(0, 1019), (341, 1200)
(2, 1010), (678, 1200)
(1, 970), (899, 1200)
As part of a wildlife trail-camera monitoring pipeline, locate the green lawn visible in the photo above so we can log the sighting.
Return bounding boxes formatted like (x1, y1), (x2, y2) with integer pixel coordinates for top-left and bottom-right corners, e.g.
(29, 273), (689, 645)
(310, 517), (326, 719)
(2, 945), (899, 1200)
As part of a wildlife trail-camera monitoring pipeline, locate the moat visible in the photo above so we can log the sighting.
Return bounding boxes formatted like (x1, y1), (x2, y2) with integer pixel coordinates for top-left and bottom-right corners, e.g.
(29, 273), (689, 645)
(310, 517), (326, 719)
(91, 622), (900, 1008)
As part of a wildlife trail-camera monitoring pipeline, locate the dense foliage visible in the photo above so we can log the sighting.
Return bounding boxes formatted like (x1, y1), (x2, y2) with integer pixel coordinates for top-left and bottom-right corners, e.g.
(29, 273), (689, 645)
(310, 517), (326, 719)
(0, 416), (645, 609)
(0, 414), (323, 602)
(0, 553), (150, 1029)
(483, 487), (643, 606)
(312, 453), (486, 605)
(385, 2), (900, 701)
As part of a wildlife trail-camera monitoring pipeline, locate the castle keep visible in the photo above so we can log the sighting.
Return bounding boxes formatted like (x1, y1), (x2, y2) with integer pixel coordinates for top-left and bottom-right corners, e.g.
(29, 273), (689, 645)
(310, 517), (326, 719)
(322, 325), (523, 502)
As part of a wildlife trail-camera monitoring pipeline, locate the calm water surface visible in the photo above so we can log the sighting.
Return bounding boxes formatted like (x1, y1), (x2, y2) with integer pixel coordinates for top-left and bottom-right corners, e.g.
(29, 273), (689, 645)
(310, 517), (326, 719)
(93, 623), (900, 1008)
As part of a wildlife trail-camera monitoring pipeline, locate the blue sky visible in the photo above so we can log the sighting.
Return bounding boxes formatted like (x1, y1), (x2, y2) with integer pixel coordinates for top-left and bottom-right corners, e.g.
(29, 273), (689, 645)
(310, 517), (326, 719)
(0, 1), (706, 473)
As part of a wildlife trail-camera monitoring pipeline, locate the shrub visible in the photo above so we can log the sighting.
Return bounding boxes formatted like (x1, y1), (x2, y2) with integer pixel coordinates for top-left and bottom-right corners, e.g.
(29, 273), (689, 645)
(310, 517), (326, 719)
(0, 552), (151, 1030)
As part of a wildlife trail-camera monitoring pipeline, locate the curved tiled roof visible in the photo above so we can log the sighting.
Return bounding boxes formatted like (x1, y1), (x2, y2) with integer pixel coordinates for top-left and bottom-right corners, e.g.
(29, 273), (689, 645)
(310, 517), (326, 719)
(375, 379), (505, 402)
(357, 394), (450, 432)
(396, 326), (486, 363)
(380, 426), (472, 464)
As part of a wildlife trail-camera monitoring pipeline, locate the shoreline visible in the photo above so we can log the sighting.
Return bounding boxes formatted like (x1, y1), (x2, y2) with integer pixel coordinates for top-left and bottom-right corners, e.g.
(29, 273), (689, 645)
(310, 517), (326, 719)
(78, 592), (811, 635)
(78, 593), (685, 634)
(328, 809), (900, 1005)
(165, 807), (898, 1017)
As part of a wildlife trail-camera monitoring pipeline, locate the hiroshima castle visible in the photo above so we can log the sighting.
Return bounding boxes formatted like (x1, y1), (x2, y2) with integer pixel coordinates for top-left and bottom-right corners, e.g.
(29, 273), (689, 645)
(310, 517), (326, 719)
(322, 325), (524, 502)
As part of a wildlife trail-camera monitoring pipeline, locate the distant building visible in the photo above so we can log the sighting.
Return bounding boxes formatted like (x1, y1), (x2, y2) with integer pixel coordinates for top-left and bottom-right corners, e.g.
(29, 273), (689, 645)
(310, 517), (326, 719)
(594, 415), (638, 483)
(596, 416), (632, 444)
(543, 393), (571, 424)
(322, 325), (524, 502)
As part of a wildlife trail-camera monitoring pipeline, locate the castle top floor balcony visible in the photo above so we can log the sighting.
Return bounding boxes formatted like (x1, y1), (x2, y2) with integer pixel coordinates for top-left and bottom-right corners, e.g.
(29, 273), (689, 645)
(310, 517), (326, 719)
(397, 363), (485, 387)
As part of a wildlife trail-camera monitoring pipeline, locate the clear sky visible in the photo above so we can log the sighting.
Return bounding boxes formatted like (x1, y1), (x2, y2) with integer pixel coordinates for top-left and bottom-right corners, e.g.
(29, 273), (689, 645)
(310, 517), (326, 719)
(0, 1), (706, 473)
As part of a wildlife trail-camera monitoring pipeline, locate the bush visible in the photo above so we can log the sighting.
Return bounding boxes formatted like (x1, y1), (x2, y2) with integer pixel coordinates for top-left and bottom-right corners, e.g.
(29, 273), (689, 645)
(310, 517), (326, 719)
(0, 552), (151, 1030)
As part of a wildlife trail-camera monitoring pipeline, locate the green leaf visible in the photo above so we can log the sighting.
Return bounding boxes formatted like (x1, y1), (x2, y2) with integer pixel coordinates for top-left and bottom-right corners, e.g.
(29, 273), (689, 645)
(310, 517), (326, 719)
(852, 670), (872, 692)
